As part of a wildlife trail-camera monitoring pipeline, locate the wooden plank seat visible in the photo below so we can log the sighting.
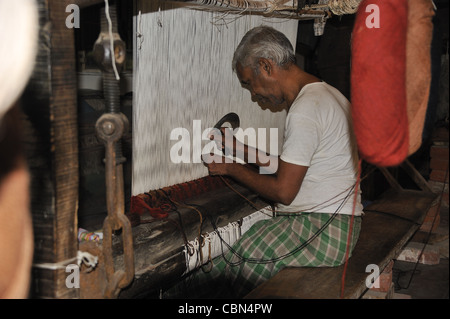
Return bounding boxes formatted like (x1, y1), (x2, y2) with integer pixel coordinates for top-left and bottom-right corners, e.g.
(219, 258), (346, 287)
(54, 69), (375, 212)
(244, 188), (438, 299)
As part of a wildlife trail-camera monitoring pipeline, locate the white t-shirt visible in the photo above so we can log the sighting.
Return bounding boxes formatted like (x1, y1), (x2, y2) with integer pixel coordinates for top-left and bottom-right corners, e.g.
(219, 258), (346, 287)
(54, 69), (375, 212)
(277, 82), (363, 216)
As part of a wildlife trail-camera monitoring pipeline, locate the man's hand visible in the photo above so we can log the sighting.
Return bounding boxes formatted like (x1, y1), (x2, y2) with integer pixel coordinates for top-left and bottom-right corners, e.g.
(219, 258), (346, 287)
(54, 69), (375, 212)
(201, 153), (235, 176)
(210, 127), (244, 159)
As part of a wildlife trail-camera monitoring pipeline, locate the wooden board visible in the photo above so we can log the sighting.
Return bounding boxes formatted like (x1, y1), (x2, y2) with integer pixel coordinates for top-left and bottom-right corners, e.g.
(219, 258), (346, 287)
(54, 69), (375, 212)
(244, 189), (437, 299)
(22, 0), (79, 299)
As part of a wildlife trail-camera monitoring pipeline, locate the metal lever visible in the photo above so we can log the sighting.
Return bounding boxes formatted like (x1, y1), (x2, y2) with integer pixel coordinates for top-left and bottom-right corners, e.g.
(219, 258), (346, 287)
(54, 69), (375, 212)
(95, 113), (134, 299)
(93, 1), (134, 299)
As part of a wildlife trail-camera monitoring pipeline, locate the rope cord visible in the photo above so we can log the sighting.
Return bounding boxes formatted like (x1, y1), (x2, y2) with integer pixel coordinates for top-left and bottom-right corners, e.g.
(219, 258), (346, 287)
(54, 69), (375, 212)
(157, 189), (211, 271)
(104, 0), (120, 80)
(220, 163), (376, 216)
(141, 189), (195, 256)
(180, 202), (223, 274)
(33, 251), (98, 271)
(340, 158), (361, 298)
(327, 0), (362, 15)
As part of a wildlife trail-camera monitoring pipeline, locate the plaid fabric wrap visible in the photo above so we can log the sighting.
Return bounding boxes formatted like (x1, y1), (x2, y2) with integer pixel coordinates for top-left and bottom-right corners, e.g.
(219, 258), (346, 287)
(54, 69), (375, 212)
(217, 212), (361, 297)
(164, 213), (361, 298)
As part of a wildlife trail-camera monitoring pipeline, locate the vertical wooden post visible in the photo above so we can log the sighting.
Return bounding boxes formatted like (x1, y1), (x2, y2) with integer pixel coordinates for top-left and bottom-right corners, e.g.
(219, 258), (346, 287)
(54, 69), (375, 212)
(22, 0), (79, 298)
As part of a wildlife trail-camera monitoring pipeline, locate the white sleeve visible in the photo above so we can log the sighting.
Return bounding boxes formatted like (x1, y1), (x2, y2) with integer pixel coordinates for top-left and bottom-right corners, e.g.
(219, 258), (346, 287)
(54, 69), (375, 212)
(280, 112), (321, 167)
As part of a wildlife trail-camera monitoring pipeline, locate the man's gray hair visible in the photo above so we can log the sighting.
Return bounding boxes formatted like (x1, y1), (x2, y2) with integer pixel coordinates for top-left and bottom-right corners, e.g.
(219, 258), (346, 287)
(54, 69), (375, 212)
(232, 25), (296, 73)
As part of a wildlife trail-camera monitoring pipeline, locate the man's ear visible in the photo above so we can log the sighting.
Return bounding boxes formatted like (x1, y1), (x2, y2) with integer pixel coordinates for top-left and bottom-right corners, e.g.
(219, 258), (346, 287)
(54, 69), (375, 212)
(258, 58), (272, 76)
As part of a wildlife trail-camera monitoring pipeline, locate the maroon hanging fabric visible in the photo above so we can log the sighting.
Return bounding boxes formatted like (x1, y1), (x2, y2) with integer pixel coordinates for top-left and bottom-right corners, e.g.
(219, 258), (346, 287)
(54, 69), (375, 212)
(351, 0), (409, 167)
(351, 0), (434, 167)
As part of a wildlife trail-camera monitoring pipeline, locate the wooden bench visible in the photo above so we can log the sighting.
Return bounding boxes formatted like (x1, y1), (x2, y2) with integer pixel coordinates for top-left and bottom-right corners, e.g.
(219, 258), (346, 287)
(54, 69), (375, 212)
(245, 163), (439, 299)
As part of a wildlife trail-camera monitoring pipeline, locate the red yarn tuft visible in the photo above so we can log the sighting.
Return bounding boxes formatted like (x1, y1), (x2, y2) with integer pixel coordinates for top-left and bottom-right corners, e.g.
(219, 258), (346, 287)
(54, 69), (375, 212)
(128, 175), (228, 226)
(130, 196), (169, 219)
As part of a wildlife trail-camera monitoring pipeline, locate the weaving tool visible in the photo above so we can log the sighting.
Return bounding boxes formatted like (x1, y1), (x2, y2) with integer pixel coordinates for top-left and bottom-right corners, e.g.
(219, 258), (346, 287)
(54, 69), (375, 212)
(213, 112), (240, 130)
(213, 112), (240, 155)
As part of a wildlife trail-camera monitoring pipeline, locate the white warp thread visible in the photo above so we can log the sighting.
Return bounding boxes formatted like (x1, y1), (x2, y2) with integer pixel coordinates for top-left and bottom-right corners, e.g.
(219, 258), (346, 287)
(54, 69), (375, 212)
(183, 206), (273, 273)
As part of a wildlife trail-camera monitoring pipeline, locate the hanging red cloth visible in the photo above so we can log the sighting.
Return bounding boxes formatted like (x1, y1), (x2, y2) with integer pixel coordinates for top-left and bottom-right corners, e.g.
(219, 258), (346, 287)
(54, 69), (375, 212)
(351, 0), (434, 167)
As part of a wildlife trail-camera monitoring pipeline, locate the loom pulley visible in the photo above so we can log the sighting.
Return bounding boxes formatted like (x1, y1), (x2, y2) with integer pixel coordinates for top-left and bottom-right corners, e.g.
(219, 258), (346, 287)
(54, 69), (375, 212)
(96, 113), (129, 145)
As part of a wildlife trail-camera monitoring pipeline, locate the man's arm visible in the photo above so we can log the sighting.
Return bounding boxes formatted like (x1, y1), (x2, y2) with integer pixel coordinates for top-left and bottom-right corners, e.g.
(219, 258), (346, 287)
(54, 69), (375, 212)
(213, 128), (279, 170)
(204, 155), (307, 206)
(242, 143), (279, 169)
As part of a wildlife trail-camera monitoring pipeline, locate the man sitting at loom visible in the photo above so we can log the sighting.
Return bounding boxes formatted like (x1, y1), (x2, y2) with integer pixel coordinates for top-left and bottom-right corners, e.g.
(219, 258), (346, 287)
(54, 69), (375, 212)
(196, 25), (363, 298)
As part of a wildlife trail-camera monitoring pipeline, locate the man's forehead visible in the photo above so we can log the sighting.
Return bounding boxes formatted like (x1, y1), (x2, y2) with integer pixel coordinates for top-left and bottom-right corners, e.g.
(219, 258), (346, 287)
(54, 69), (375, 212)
(236, 63), (252, 83)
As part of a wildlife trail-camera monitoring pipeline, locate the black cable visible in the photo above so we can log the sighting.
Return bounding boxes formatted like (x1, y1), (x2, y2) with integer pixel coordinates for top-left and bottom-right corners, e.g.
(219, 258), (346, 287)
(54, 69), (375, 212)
(180, 163), (375, 268)
(166, 174), (359, 297)
(192, 163), (374, 266)
(213, 182), (357, 266)
(155, 189), (195, 257)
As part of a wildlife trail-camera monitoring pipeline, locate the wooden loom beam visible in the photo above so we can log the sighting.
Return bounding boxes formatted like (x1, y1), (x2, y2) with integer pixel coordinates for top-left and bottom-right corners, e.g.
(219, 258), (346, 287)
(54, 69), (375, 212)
(79, 182), (269, 298)
(22, 0), (79, 298)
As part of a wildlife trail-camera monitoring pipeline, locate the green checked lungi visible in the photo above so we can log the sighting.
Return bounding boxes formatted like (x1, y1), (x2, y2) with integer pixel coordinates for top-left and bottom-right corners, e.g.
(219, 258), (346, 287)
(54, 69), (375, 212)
(164, 212), (361, 299)
(218, 212), (361, 297)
